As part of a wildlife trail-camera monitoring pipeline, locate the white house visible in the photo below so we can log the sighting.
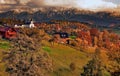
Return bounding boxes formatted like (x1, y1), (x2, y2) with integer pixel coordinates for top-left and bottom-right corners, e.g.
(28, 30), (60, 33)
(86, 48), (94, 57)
(14, 20), (35, 28)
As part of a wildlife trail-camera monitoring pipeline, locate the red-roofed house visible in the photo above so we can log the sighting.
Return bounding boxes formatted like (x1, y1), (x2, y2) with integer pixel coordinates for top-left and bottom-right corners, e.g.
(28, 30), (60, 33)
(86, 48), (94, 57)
(0, 27), (17, 39)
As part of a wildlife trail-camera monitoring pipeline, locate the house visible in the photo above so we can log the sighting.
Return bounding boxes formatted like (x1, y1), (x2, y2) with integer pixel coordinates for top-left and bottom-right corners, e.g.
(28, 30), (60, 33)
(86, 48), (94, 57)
(0, 27), (17, 39)
(14, 20), (35, 28)
(14, 24), (23, 28)
(54, 32), (69, 38)
(53, 32), (70, 44)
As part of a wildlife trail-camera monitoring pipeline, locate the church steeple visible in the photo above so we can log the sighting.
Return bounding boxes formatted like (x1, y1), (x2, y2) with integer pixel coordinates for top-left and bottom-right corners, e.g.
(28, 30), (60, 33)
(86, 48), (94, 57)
(29, 19), (35, 28)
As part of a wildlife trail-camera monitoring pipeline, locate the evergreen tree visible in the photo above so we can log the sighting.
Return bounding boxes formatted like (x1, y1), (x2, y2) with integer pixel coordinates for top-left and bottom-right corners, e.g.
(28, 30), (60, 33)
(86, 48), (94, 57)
(81, 48), (103, 76)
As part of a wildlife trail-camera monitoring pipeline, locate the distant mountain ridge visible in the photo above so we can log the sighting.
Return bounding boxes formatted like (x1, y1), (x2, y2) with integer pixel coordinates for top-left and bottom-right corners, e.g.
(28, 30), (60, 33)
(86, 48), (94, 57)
(0, 8), (120, 27)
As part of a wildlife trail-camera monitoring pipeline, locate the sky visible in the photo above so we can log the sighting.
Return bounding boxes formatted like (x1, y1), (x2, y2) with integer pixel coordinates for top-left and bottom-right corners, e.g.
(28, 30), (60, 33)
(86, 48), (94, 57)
(0, 0), (120, 12)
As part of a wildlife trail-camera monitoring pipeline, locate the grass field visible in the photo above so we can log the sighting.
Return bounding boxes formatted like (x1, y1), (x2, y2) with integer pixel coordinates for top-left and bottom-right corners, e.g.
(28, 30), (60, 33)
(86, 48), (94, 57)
(0, 40), (10, 50)
(0, 40), (9, 76)
(42, 40), (90, 76)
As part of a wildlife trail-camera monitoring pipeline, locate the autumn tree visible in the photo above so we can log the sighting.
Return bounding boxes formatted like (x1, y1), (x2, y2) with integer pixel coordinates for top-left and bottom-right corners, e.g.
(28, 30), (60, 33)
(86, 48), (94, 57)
(106, 48), (120, 76)
(90, 28), (99, 37)
(93, 36), (98, 46)
(5, 28), (53, 76)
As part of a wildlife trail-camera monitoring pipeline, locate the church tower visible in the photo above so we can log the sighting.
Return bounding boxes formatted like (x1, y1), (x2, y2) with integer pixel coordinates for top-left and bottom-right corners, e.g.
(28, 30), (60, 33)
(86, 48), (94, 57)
(29, 20), (35, 28)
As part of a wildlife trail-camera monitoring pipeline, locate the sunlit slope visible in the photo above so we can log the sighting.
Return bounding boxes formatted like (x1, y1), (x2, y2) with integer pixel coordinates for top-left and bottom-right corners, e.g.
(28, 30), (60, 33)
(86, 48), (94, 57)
(42, 40), (90, 76)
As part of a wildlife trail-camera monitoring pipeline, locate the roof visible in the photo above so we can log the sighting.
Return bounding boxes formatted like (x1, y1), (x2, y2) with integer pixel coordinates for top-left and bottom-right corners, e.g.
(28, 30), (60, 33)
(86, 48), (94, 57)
(24, 22), (30, 25)
(0, 27), (17, 32)
(0, 27), (9, 32)
(54, 32), (69, 38)
(15, 24), (23, 26)
(54, 32), (68, 35)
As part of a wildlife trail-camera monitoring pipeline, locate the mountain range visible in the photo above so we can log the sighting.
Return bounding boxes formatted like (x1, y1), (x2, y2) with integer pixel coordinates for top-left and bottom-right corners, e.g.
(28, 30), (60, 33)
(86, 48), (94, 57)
(0, 8), (120, 27)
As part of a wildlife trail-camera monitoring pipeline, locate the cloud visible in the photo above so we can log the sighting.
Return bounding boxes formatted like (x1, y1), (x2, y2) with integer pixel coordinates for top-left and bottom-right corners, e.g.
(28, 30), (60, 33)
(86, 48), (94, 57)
(44, 0), (76, 7)
(26, 0), (44, 7)
(75, 0), (117, 10)
(0, 0), (118, 12)
(28, 0), (117, 10)
(0, 0), (5, 4)
(104, 0), (120, 5)
(0, 0), (17, 4)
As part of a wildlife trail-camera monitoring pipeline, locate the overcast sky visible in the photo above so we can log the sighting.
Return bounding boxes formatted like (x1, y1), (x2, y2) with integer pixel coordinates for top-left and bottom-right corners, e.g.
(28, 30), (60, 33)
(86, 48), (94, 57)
(0, 0), (120, 11)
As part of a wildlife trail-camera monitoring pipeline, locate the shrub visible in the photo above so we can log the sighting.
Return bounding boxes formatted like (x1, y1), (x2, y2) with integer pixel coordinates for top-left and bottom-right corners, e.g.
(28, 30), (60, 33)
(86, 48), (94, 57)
(70, 62), (76, 71)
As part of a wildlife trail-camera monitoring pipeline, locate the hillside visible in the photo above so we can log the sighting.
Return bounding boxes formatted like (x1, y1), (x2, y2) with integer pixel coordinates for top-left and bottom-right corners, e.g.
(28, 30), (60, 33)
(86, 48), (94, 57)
(0, 19), (119, 76)
(0, 39), (91, 76)
(0, 39), (114, 76)
(0, 26), (119, 76)
(42, 40), (90, 76)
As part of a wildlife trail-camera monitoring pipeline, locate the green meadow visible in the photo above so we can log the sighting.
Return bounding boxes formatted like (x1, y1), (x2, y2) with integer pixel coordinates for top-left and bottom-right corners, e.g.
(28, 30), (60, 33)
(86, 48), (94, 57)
(0, 40), (9, 76)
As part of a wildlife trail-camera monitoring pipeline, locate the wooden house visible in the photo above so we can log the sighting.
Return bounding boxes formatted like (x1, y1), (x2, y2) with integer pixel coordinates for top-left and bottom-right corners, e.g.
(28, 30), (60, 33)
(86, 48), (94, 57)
(53, 32), (70, 44)
(0, 27), (17, 39)
(54, 32), (69, 38)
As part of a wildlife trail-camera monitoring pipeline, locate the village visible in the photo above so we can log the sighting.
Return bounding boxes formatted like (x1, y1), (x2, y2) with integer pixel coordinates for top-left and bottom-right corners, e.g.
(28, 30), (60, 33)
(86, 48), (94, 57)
(0, 19), (120, 49)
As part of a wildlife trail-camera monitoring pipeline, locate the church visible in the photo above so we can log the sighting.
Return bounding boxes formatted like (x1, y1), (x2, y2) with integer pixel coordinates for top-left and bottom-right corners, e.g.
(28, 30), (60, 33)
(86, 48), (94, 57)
(14, 20), (35, 28)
